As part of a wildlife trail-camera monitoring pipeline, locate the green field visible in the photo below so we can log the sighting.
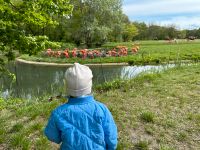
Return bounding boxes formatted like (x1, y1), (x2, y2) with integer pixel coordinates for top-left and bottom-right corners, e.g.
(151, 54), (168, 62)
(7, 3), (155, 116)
(0, 63), (200, 149)
(20, 40), (200, 65)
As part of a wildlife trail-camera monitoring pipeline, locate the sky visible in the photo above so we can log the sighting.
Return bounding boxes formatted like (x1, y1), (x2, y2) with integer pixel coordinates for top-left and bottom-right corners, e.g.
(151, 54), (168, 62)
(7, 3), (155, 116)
(122, 0), (200, 30)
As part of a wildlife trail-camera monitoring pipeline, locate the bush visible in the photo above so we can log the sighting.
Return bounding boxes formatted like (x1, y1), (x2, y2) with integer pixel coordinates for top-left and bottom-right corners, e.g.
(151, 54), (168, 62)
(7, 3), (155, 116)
(0, 98), (6, 110)
(128, 60), (135, 65)
(61, 43), (77, 49)
(45, 41), (61, 49)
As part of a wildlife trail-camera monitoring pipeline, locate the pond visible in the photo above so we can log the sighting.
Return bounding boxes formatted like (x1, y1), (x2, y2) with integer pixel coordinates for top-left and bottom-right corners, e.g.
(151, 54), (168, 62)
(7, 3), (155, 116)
(0, 62), (175, 99)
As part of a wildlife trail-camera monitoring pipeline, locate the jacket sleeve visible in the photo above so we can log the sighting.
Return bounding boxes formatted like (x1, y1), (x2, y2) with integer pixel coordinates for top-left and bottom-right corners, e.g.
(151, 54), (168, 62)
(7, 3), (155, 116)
(103, 107), (118, 150)
(44, 111), (61, 144)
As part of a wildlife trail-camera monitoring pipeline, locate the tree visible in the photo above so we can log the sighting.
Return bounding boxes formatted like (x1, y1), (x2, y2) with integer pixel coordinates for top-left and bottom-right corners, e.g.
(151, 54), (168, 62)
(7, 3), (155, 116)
(67, 0), (123, 47)
(132, 22), (148, 40)
(147, 25), (161, 40)
(166, 25), (177, 39)
(0, 0), (73, 73)
(177, 30), (186, 39)
(122, 23), (138, 42)
(196, 28), (200, 38)
(109, 13), (130, 42)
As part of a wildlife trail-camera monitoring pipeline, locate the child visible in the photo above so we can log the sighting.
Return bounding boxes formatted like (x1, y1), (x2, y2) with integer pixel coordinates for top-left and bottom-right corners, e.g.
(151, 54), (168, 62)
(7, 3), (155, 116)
(44, 63), (118, 150)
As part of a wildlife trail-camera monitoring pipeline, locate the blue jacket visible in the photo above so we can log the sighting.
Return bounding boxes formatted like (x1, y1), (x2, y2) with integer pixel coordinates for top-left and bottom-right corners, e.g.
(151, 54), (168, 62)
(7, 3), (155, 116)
(44, 95), (118, 150)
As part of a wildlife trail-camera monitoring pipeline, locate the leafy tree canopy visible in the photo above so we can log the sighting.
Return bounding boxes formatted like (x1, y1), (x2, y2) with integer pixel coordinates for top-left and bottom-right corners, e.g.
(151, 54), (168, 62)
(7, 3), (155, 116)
(0, 0), (73, 74)
(122, 23), (138, 42)
(68, 0), (123, 47)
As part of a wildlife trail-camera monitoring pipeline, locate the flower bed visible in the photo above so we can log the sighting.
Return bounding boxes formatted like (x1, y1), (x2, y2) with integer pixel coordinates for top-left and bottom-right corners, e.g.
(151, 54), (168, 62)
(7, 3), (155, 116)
(42, 45), (140, 59)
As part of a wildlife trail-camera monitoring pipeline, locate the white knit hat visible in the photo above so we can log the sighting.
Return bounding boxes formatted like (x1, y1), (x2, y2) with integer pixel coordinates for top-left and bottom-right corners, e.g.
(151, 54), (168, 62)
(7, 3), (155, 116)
(64, 63), (93, 97)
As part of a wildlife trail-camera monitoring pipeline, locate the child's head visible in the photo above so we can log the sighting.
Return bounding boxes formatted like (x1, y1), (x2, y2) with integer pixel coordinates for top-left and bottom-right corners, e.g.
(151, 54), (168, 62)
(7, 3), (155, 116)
(64, 63), (93, 97)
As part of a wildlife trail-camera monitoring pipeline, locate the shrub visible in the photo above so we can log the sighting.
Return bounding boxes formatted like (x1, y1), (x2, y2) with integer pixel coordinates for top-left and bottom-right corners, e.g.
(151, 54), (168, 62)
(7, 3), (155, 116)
(0, 98), (6, 110)
(61, 43), (77, 49)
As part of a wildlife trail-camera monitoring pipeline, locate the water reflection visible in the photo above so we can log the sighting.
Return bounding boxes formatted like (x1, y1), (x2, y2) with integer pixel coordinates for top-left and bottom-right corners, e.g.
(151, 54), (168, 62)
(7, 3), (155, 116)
(0, 63), (175, 99)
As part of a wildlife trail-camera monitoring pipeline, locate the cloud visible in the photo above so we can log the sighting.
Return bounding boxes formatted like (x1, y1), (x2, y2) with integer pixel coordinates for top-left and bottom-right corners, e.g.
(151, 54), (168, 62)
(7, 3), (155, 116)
(123, 0), (200, 17)
(123, 0), (200, 29)
(157, 16), (200, 29)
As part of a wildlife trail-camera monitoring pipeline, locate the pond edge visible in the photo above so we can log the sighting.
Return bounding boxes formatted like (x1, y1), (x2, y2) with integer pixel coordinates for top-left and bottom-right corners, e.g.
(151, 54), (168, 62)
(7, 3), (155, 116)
(16, 58), (129, 67)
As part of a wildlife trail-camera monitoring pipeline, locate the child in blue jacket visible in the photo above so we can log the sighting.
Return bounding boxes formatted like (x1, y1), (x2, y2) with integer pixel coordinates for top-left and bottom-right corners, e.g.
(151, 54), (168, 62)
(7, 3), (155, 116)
(44, 63), (118, 150)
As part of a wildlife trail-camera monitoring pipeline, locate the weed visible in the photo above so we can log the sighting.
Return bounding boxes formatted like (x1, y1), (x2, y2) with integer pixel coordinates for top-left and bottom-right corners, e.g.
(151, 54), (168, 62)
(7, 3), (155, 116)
(9, 123), (24, 133)
(144, 125), (155, 135)
(95, 79), (126, 92)
(187, 113), (200, 124)
(176, 132), (187, 142)
(10, 133), (30, 150)
(134, 141), (149, 150)
(35, 136), (50, 150)
(29, 122), (43, 132)
(163, 120), (176, 128)
(159, 145), (176, 150)
(0, 127), (6, 144)
(117, 142), (130, 150)
(140, 111), (155, 123)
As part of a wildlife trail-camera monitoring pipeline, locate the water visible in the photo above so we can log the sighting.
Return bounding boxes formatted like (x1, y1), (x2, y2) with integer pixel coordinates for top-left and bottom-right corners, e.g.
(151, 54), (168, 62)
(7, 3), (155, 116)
(0, 62), (175, 99)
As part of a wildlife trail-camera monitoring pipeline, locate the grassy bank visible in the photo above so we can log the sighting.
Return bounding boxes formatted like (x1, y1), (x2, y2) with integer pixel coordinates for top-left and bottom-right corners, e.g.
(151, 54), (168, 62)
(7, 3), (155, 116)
(0, 63), (200, 149)
(19, 40), (200, 65)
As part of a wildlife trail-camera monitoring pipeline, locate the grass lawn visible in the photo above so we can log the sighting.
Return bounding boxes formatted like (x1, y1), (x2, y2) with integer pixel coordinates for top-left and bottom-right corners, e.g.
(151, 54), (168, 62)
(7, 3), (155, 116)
(0, 63), (200, 149)
(19, 40), (200, 65)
